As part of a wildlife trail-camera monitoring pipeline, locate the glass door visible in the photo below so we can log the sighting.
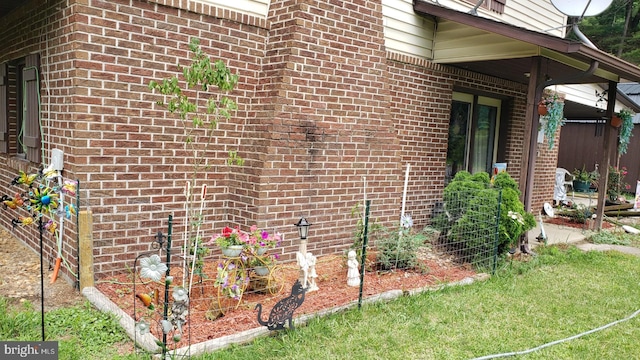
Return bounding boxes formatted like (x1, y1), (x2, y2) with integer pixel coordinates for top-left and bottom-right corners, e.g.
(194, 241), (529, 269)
(446, 93), (500, 182)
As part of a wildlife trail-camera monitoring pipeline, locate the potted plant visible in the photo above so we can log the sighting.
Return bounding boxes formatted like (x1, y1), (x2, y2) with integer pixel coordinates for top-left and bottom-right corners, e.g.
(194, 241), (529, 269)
(572, 167), (598, 193)
(246, 225), (281, 255)
(208, 226), (247, 257)
(539, 90), (566, 149)
(607, 166), (630, 203)
(617, 108), (634, 155)
(249, 254), (278, 276)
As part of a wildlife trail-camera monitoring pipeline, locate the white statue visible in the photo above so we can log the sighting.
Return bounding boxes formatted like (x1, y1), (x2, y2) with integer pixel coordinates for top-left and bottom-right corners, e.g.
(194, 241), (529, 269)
(347, 250), (360, 287)
(296, 251), (318, 292)
(306, 252), (318, 292)
(296, 251), (308, 288)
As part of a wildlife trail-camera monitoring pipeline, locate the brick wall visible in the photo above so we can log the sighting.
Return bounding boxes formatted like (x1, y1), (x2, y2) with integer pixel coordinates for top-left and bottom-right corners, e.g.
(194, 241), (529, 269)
(0, 0), (78, 282)
(0, 0), (557, 279)
(256, 0), (401, 259)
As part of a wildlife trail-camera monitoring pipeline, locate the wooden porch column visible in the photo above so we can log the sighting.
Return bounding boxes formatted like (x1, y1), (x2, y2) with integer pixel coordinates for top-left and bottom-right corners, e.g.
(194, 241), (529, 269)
(518, 57), (543, 252)
(520, 57), (543, 211)
(595, 81), (618, 229)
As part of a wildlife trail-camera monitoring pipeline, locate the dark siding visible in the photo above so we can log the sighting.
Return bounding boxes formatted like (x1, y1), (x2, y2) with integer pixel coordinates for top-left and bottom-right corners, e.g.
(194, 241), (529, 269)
(558, 122), (640, 188)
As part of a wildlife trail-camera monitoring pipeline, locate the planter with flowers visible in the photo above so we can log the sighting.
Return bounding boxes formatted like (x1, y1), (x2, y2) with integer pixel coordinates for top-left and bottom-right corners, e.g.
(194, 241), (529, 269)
(538, 90), (566, 149)
(250, 254), (278, 276)
(246, 225), (281, 256)
(607, 166), (630, 203)
(572, 166), (599, 193)
(209, 226), (247, 257)
(248, 253), (283, 294)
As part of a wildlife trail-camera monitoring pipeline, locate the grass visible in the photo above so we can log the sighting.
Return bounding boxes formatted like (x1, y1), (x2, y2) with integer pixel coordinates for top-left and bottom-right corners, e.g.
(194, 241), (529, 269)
(1, 246), (639, 359)
(590, 221), (640, 247)
(0, 300), (136, 360)
(203, 246), (640, 360)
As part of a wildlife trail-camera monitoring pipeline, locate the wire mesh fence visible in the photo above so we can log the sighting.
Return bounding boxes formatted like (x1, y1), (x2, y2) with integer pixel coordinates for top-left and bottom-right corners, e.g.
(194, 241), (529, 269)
(76, 180), (503, 357)
(429, 185), (502, 273)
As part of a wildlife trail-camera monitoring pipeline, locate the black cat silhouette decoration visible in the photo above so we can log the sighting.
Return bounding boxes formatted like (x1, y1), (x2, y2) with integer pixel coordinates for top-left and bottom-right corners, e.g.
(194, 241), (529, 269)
(255, 280), (306, 330)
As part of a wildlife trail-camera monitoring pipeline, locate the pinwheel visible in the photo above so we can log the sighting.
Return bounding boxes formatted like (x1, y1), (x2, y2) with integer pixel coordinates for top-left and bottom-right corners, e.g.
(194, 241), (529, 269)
(11, 171), (38, 187)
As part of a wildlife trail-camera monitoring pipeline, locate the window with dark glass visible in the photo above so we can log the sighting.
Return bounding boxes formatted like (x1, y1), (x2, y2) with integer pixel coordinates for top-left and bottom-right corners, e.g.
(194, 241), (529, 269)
(0, 53), (41, 163)
(446, 93), (501, 183)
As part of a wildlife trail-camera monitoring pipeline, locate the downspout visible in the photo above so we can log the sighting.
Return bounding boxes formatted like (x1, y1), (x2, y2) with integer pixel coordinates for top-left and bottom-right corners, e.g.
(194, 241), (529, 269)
(571, 22), (598, 50)
(521, 59), (599, 253)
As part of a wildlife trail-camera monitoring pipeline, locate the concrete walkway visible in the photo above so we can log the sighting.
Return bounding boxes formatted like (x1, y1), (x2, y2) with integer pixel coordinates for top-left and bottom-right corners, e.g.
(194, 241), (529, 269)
(527, 218), (640, 257)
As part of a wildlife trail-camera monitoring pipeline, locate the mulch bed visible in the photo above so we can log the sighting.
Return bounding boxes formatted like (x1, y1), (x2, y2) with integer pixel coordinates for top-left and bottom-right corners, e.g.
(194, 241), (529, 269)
(95, 251), (476, 347)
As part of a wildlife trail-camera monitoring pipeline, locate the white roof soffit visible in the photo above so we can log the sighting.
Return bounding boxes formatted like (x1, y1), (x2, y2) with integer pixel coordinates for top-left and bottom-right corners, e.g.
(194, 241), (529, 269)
(432, 20), (618, 82)
(414, 0), (640, 84)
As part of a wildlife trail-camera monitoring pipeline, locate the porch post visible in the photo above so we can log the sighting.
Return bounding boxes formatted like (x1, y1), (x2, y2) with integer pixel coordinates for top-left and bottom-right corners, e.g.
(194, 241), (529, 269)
(519, 57), (543, 253)
(595, 81), (618, 229)
(522, 57), (544, 210)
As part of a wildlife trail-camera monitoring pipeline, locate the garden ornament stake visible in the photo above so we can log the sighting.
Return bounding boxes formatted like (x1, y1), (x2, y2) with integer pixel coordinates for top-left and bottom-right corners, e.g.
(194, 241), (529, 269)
(1, 164), (79, 341)
(255, 280), (306, 330)
(133, 216), (186, 359)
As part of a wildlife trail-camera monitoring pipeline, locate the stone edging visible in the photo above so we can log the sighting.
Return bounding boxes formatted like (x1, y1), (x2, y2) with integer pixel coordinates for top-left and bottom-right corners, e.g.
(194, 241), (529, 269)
(83, 273), (491, 358)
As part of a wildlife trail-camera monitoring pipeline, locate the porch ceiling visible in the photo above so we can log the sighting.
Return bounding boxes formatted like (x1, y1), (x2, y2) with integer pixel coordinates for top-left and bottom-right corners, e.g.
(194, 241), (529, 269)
(414, 0), (640, 86)
(0, 0), (21, 18)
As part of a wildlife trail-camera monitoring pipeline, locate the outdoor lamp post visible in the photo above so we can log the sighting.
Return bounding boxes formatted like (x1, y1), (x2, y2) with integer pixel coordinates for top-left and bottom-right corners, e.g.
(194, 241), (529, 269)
(294, 217), (318, 291)
(294, 217), (311, 254)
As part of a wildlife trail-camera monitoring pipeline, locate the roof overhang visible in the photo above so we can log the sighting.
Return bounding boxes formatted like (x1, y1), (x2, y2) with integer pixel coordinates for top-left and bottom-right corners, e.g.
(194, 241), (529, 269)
(413, 0), (640, 85)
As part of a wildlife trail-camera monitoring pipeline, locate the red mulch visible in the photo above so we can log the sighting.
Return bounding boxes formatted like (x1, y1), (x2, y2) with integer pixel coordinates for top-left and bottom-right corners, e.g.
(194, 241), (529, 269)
(95, 252), (475, 348)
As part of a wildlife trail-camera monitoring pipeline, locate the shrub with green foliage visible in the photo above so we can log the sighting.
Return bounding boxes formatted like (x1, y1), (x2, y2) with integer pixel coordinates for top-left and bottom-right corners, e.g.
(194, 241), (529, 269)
(493, 172), (536, 251)
(432, 171), (535, 266)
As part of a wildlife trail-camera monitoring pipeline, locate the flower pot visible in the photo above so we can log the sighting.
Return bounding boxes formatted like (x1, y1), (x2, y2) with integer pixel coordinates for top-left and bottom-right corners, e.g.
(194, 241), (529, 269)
(572, 180), (591, 193)
(255, 247), (267, 255)
(611, 116), (623, 128)
(538, 103), (548, 116)
(221, 245), (243, 258)
(253, 266), (270, 276)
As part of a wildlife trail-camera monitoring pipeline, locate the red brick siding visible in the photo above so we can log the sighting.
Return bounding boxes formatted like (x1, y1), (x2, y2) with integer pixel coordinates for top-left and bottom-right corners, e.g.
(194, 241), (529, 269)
(0, 0), (555, 279)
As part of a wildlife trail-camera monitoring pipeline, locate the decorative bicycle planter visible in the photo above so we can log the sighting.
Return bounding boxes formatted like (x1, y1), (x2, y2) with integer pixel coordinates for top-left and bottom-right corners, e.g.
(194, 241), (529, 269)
(213, 255), (249, 315)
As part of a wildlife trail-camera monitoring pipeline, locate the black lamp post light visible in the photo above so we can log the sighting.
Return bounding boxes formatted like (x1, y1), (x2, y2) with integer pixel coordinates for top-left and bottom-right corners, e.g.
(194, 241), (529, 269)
(294, 217), (311, 240)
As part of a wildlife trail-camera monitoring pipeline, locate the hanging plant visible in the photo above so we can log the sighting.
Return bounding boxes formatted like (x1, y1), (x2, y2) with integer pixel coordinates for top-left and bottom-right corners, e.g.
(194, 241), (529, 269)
(539, 90), (566, 149)
(617, 108), (634, 155)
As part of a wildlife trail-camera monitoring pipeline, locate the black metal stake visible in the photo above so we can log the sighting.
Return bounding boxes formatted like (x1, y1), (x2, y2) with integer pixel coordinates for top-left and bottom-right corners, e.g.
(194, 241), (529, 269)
(75, 179), (81, 290)
(39, 217), (45, 341)
(161, 215), (173, 360)
(492, 190), (503, 275)
(357, 200), (371, 309)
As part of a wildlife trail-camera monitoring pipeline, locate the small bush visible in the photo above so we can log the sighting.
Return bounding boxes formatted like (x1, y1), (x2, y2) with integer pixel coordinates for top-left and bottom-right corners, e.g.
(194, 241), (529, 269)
(376, 228), (427, 271)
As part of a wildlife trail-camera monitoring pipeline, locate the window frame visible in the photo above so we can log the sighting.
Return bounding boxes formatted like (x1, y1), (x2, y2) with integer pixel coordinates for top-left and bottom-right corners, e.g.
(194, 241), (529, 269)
(463, 0), (507, 14)
(0, 54), (41, 164)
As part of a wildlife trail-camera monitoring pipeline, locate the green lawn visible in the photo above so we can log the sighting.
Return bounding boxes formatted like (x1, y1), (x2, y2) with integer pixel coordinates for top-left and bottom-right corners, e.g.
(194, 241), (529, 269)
(206, 246), (640, 360)
(1, 245), (639, 360)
